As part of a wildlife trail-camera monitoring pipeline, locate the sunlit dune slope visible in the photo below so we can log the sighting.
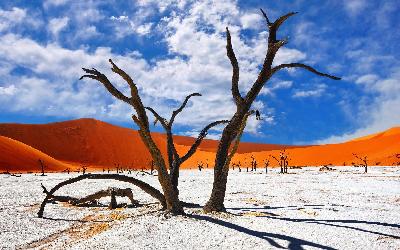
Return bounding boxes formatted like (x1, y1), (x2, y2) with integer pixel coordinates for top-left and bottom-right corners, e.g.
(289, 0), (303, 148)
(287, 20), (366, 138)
(0, 118), (167, 169)
(173, 136), (303, 153)
(235, 128), (400, 167)
(0, 118), (398, 171)
(0, 136), (70, 172)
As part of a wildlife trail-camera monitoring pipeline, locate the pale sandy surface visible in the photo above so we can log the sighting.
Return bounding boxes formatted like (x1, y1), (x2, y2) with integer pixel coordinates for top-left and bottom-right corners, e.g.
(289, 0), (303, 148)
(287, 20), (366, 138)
(0, 167), (399, 249)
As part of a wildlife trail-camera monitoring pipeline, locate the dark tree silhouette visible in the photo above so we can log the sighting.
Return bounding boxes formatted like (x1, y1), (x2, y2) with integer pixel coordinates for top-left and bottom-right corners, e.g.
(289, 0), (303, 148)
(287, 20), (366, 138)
(353, 153), (368, 173)
(38, 159), (46, 176)
(80, 60), (227, 214)
(264, 158), (270, 174)
(204, 9), (340, 212)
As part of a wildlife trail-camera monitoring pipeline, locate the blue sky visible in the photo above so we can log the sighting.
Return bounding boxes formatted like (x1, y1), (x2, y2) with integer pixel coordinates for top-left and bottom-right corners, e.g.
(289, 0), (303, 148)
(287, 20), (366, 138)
(0, 0), (399, 145)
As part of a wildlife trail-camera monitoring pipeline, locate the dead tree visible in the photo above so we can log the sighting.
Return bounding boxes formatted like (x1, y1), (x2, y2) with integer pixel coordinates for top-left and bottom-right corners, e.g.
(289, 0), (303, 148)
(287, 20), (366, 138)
(149, 160), (155, 175)
(264, 159), (270, 174)
(250, 155), (257, 171)
(81, 60), (227, 214)
(197, 162), (204, 171)
(145, 95), (228, 194)
(38, 174), (165, 217)
(41, 184), (139, 209)
(353, 153), (368, 173)
(203, 9), (340, 212)
(270, 154), (283, 173)
(280, 150), (290, 174)
(38, 159), (46, 176)
(3, 166), (10, 175)
(81, 166), (87, 175)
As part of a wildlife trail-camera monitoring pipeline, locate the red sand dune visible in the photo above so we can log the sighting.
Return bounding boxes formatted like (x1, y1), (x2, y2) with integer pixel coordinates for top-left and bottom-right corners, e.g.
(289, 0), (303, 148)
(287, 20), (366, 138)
(0, 118), (399, 172)
(0, 136), (70, 172)
(0, 118), (166, 170)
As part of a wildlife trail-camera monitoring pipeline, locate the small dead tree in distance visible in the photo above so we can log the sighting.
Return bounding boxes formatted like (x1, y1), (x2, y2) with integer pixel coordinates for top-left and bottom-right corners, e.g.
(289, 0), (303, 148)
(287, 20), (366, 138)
(203, 9), (340, 212)
(38, 159), (46, 176)
(353, 153), (368, 173)
(81, 61), (227, 214)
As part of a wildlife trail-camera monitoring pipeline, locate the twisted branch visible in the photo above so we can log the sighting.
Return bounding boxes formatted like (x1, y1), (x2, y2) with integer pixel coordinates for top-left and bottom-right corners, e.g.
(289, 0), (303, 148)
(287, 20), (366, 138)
(272, 63), (341, 80)
(80, 68), (131, 104)
(181, 120), (229, 162)
(170, 93), (201, 125)
(226, 27), (242, 106)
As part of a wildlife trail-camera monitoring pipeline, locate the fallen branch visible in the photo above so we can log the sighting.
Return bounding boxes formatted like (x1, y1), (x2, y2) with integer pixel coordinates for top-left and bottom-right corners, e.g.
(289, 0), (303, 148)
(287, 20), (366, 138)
(38, 174), (166, 218)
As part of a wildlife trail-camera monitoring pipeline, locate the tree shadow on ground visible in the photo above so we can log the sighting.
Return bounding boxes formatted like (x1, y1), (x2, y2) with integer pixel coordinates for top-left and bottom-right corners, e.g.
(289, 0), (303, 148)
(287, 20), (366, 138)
(187, 213), (338, 250)
(256, 215), (400, 239)
(226, 204), (400, 240)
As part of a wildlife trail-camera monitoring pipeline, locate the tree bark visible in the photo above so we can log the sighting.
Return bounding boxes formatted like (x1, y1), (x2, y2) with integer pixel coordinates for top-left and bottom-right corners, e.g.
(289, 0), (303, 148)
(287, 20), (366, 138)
(38, 174), (166, 218)
(204, 9), (340, 212)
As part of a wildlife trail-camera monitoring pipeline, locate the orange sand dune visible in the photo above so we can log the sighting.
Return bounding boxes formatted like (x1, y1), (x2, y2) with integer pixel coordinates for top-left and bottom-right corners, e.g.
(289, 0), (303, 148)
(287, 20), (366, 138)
(173, 135), (303, 153)
(0, 136), (70, 172)
(0, 118), (399, 172)
(0, 118), (167, 170)
(235, 129), (400, 168)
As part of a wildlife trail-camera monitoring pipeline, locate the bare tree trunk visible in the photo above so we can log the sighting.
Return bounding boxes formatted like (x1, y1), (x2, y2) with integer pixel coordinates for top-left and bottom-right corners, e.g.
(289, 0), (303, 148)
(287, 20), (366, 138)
(204, 9), (340, 212)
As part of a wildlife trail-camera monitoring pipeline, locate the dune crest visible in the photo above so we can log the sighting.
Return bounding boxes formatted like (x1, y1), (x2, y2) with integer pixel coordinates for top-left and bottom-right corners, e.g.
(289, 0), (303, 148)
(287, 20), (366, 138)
(0, 118), (399, 172)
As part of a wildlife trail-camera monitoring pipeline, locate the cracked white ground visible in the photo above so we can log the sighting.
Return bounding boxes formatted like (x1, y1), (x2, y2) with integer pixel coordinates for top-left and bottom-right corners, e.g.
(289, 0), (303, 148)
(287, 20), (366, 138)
(1, 167), (399, 249)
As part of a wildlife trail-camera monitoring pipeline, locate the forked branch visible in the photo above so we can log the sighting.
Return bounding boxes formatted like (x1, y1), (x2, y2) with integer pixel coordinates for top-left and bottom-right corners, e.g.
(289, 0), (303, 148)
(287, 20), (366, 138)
(170, 93), (201, 125)
(181, 120), (229, 162)
(80, 68), (131, 104)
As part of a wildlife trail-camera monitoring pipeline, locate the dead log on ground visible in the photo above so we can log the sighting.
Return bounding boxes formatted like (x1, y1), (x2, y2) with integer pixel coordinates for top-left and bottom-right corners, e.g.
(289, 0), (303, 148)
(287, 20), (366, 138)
(41, 184), (139, 209)
(38, 174), (166, 218)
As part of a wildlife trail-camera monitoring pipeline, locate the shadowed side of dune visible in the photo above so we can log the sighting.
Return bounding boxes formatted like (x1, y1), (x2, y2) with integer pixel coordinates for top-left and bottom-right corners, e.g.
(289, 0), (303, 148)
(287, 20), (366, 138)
(0, 136), (70, 172)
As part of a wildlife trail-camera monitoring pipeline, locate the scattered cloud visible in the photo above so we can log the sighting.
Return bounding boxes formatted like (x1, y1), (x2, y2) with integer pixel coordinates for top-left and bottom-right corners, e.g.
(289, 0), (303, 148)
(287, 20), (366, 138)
(293, 84), (327, 98)
(48, 17), (69, 38)
(343, 0), (368, 16)
(316, 69), (400, 144)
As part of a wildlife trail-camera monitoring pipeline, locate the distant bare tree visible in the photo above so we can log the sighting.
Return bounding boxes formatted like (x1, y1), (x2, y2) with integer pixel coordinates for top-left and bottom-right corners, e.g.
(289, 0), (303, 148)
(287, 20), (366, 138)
(81, 166), (88, 175)
(353, 153), (368, 173)
(250, 155), (257, 171)
(264, 158), (270, 174)
(38, 159), (46, 176)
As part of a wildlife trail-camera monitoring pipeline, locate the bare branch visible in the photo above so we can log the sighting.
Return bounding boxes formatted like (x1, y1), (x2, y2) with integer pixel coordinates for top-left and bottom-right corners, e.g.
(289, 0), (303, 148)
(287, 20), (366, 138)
(260, 8), (271, 26)
(181, 120), (229, 163)
(268, 11), (298, 43)
(145, 107), (169, 129)
(109, 59), (137, 93)
(226, 27), (243, 106)
(170, 93), (202, 125)
(80, 68), (131, 104)
(272, 63), (341, 80)
(108, 59), (150, 129)
(273, 12), (298, 32)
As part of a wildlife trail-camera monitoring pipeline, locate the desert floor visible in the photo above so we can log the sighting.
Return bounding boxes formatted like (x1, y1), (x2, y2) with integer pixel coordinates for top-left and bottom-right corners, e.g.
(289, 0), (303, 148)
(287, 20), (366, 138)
(1, 167), (399, 249)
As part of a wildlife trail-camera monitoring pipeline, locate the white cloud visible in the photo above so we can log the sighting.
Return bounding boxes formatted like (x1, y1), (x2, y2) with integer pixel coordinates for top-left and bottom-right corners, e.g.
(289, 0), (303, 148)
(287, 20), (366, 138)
(44, 0), (70, 8)
(0, 7), (26, 31)
(0, 0), (310, 138)
(240, 13), (261, 29)
(136, 23), (153, 35)
(293, 84), (327, 98)
(343, 0), (367, 16)
(0, 85), (16, 96)
(316, 70), (400, 144)
(0, 7), (41, 32)
(48, 17), (69, 38)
